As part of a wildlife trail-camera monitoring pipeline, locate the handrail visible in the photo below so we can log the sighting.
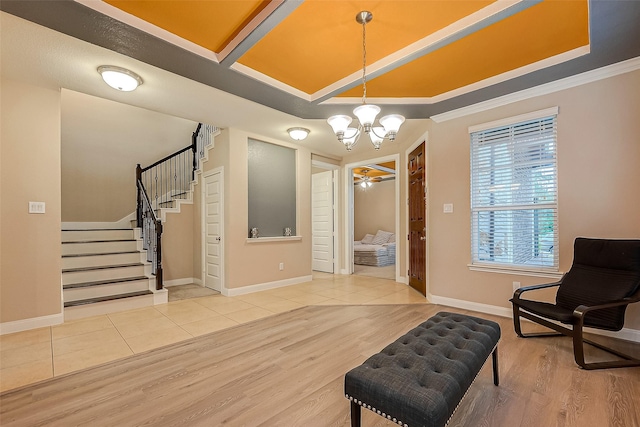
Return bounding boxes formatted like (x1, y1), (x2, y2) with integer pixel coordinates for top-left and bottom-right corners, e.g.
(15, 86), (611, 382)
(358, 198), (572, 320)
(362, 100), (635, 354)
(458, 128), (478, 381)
(136, 177), (163, 290)
(134, 122), (218, 291)
(141, 145), (192, 173)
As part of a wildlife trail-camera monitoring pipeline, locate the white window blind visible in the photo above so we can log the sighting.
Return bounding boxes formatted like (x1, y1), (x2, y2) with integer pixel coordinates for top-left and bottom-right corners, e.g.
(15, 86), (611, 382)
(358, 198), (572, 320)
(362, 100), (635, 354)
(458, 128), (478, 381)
(470, 111), (558, 271)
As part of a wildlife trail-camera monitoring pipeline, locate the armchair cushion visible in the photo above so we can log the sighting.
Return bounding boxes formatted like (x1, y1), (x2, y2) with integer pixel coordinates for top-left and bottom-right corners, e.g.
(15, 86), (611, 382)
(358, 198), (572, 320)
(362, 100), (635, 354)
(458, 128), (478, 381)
(511, 298), (575, 324)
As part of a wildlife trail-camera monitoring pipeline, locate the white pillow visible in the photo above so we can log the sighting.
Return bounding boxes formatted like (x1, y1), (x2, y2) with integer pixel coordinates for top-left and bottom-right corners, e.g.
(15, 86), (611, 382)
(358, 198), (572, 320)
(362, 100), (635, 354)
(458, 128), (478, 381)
(372, 230), (393, 245)
(361, 233), (375, 244)
(387, 234), (396, 243)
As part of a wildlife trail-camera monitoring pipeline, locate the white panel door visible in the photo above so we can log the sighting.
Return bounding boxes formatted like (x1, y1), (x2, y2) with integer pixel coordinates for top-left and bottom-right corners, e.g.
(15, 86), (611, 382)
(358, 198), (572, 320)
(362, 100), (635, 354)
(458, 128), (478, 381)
(204, 171), (223, 291)
(312, 171), (334, 273)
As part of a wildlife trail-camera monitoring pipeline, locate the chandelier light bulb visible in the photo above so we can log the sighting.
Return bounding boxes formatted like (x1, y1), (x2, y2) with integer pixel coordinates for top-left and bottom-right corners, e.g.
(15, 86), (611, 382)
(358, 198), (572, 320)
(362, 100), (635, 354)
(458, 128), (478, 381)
(353, 104), (380, 130)
(379, 114), (405, 141)
(369, 127), (386, 150)
(327, 115), (352, 138)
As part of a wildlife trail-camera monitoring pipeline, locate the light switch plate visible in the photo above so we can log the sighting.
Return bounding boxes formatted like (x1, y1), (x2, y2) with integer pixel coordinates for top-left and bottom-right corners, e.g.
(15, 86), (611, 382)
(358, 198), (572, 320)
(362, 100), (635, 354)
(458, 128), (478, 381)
(443, 203), (453, 213)
(29, 201), (46, 214)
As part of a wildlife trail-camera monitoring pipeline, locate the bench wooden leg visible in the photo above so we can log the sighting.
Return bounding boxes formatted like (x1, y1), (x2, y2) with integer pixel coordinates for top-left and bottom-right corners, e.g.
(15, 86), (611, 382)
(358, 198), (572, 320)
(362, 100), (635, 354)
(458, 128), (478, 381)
(492, 347), (499, 386)
(350, 401), (361, 427)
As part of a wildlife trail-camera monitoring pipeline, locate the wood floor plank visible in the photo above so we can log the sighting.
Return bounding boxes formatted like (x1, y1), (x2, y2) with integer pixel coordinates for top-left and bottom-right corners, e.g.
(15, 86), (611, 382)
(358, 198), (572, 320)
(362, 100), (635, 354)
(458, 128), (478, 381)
(1, 304), (639, 427)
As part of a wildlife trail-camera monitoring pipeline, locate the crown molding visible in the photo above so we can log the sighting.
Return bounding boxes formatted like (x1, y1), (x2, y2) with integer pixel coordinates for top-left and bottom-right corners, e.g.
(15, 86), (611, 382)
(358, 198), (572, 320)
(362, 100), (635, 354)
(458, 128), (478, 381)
(431, 56), (640, 123)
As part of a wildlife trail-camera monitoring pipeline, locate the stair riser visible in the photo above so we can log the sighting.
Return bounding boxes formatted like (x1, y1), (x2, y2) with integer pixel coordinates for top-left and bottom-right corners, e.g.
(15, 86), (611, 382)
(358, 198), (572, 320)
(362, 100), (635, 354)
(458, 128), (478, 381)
(64, 294), (155, 321)
(62, 229), (134, 242)
(62, 240), (139, 255)
(62, 265), (150, 285)
(64, 280), (151, 302)
(62, 252), (143, 270)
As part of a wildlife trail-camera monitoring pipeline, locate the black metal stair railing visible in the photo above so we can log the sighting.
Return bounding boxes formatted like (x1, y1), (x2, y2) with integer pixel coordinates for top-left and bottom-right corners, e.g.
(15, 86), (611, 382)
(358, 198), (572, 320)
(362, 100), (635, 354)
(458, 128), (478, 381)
(136, 178), (163, 290)
(135, 123), (218, 290)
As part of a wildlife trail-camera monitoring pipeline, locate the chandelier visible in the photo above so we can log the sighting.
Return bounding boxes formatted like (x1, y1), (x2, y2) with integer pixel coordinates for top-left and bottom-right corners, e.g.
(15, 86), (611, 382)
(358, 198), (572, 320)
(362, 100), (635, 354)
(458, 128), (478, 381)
(327, 11), (405, 151)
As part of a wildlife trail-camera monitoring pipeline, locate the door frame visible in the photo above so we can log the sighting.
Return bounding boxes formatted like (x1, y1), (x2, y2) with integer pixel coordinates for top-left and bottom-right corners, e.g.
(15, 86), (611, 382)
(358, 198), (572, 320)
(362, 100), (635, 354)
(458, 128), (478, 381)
(405, 132), (429, 293)
(201, 167), (226, 294)
(343, 153), (400, 281)
(311, 160), (339, 274)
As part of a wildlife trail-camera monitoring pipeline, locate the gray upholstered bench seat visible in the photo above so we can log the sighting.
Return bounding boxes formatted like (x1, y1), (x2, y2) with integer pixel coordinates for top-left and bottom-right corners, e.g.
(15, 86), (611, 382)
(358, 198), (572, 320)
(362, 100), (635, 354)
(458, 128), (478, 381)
(344, 311), (501, 427)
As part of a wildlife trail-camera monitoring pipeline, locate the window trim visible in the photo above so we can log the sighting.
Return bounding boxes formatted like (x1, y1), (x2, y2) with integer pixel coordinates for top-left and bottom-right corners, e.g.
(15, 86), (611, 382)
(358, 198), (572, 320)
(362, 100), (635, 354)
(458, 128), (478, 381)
(468, 107), (559, 274)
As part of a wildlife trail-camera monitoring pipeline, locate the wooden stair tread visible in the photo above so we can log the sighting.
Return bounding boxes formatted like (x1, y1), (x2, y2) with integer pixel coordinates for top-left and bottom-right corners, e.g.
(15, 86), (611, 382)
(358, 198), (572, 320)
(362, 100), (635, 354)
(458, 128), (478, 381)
(62, 263), (144, 273)
(62, 251), (139, 258)
(64, 290), (153, 308)
(63, 276), (149, 289)
(62, 228), (132, 231)
(62, 239), (136, 244)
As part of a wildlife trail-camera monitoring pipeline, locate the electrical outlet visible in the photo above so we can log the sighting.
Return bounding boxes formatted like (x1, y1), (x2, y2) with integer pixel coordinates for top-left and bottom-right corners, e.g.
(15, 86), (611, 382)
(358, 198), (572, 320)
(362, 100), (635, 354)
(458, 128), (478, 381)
(443, 203), (453, 213)
(279, 262), (284, 271)
(513, 281), (521, 292)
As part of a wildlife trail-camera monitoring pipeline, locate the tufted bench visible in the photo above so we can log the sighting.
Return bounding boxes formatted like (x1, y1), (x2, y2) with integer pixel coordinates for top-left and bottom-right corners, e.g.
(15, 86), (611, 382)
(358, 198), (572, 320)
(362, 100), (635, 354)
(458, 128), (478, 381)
(344, 311), (501, 427)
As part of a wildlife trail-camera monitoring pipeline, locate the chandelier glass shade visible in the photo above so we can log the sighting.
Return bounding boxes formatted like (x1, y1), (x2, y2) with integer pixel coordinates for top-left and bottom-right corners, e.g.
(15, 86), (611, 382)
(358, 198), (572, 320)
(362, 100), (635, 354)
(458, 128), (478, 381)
(327, 11), (405, 151)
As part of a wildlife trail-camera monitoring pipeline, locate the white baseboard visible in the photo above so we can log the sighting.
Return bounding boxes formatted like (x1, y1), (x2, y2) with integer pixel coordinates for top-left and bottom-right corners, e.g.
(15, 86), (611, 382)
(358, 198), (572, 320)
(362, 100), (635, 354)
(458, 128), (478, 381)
(223, 275), (313, 297)
(429, 294), (512, 318)
(0, 312), (64, 335)
(428, 294), (640, 343)
(153, 288), (168, 305)
(163, 278), (199, 287)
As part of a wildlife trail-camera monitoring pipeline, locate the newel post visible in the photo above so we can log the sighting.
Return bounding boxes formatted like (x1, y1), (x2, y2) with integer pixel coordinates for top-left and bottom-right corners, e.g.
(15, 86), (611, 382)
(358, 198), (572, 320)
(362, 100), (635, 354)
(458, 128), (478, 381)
(155, 220), (163, 290)
(136, 164), (142, 228)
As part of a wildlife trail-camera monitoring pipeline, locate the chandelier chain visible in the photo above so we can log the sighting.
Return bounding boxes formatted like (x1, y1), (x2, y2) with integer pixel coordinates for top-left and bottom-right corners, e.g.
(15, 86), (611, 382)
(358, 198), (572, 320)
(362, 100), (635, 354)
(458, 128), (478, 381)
(361, 18), (367, 105)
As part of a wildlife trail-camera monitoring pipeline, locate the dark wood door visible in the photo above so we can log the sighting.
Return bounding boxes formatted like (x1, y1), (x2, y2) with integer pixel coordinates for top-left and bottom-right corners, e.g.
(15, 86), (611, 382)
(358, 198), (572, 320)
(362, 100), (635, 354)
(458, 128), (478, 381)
(408, 143), (426, 296)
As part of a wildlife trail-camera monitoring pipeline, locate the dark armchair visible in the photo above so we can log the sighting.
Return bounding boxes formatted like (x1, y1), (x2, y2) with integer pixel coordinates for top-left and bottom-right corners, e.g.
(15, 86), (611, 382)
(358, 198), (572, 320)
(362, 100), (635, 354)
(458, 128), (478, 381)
(510, 237), (640, 370)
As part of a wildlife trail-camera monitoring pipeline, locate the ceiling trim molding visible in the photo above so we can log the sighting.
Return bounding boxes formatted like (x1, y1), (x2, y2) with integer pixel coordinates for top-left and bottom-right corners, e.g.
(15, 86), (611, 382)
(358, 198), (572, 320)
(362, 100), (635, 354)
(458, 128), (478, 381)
(321, 46), (590, 106)
(431, 56), (640, 123)
(231, 62), (312, 101)
(310, 0), (542, 103)
(74, 0), (220, 63)
(219, 0), (300, 66)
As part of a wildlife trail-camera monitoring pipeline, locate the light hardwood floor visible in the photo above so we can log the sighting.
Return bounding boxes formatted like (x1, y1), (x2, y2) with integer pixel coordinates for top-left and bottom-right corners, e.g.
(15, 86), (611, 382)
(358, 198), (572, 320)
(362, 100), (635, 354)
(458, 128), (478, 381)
(1, 303), (639, 426)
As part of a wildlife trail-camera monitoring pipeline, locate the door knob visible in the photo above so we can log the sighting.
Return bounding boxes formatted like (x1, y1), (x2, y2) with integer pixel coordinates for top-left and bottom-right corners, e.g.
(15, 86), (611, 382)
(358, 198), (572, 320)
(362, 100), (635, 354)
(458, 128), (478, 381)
(216, 236), (221, 241)
(420, 236), (426, 241)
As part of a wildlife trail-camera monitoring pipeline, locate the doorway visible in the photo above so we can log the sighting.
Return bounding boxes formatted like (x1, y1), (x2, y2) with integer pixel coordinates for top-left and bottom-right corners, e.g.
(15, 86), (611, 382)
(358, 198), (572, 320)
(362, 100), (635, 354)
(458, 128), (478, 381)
(344, 154), (400, 281)
(202, 168), (224, 292)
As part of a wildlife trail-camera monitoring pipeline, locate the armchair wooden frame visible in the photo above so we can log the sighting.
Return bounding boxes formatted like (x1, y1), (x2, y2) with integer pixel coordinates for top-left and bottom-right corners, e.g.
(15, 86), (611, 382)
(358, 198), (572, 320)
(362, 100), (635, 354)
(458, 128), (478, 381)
(512, 282), (640, 370)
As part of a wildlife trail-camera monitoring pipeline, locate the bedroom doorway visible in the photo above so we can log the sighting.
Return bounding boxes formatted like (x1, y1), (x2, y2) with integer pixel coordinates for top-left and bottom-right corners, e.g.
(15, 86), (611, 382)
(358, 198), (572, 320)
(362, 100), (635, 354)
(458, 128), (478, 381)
(345, 154), (400, 281)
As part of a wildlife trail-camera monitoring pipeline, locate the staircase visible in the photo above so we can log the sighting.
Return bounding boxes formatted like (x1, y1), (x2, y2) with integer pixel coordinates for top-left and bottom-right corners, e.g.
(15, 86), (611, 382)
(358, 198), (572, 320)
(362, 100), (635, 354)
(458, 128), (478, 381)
(61, 123), (219, 320)
(62, 226), (160, 320)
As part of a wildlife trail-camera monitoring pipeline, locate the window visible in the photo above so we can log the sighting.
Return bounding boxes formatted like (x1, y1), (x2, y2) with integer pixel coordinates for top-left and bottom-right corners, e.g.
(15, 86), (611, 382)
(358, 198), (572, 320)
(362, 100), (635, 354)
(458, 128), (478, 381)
(470, 107), (558, 272)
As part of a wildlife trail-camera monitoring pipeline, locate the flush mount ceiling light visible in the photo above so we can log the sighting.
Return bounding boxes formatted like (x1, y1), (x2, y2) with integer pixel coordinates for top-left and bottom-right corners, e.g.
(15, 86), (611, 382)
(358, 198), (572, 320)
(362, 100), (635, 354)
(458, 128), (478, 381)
(97, 65), (143, 91)
(287, 127), (310, 141)
(327, 11), (405, 151)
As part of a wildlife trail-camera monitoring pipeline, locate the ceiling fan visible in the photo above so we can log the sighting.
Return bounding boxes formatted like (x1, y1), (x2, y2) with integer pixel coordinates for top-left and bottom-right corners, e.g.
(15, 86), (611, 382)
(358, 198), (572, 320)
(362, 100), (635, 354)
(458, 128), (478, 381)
(354, 168), (382, 188)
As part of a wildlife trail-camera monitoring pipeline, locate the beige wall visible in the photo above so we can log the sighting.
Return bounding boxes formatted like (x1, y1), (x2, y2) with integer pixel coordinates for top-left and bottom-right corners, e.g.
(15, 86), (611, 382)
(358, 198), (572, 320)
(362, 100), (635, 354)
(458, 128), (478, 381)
(428, 69), (640, 330)
(162, 204), (195, 282)
(354, 179), (396, 240)
(60, 91), (196, 222)
(195, 128), (312, 291)
(1, 78), (62, 324)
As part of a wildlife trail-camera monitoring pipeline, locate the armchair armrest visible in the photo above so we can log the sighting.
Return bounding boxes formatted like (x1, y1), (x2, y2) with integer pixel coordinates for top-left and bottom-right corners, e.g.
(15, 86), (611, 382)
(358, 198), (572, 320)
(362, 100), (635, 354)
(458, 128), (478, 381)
(513, 280), (562, 300)
(573, 293), (640, 322)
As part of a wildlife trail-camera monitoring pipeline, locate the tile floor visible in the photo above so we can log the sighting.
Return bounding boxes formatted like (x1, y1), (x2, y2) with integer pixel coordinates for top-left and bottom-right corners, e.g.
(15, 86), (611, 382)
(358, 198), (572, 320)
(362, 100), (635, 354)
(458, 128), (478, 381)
(0, 272), (427, 393)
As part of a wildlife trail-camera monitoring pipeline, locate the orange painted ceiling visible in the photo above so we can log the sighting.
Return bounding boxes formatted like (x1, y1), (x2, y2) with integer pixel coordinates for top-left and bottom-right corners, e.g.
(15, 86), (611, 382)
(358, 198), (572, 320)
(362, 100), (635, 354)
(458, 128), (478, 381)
(102, 0), (589, 103)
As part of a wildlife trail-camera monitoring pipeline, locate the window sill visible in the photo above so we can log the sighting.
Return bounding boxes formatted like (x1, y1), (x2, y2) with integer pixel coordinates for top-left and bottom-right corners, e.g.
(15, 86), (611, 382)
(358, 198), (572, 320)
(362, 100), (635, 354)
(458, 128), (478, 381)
(467, 264), (563, 279)
(246, 236), (302, 243)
